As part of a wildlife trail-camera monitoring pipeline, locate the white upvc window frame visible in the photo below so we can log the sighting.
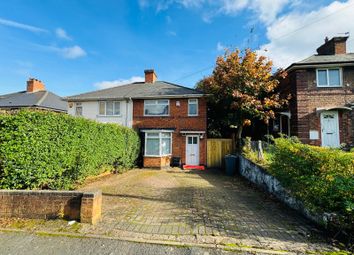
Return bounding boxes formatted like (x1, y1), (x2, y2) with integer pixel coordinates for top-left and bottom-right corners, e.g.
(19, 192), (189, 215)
(316, 68), (342, 88)
(144, 99), (170, 116)
(188, 99), (198, 116)
(98, 101), (121, 116)
(144, 131), (172, 157)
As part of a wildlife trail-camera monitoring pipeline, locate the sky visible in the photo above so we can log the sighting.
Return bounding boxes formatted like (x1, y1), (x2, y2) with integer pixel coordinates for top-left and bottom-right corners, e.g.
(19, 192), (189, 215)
(0, 0), (354, 96)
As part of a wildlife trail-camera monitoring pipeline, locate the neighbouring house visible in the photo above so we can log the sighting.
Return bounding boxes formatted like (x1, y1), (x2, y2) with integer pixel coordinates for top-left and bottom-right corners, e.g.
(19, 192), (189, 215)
(276, 36), (354, 148)
(0, 78), (67, 113)
(65, 70), (207, 168)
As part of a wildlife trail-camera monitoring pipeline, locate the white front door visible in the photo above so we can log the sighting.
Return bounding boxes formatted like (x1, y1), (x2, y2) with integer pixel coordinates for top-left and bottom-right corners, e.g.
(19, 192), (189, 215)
(186, 135), (199, 165)
(321, 111), (340, 147)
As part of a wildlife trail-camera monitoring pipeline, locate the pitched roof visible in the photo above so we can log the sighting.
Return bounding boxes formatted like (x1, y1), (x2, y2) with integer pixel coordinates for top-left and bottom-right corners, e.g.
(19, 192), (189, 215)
(287, 53), (354, 70)
(0, 90), (67, 112)
(65, 81), (204, 101)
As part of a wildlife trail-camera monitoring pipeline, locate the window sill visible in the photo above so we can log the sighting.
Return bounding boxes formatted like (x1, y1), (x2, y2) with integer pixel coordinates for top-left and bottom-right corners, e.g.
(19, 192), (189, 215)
(143, 115), (170, 117)
(188, 114), (198, 117)
(97, 115), (122, 117)
(316, 85), (342, 88)
(144, 154), (172, 158)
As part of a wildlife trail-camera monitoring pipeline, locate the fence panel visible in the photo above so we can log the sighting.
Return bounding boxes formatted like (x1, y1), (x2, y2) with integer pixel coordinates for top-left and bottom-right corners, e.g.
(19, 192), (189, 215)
(207, 139), (234, 168)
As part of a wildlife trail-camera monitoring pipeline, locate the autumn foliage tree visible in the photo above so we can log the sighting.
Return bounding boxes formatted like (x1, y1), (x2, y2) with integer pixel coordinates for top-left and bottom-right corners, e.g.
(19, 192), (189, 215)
(197, 49), (288, 145)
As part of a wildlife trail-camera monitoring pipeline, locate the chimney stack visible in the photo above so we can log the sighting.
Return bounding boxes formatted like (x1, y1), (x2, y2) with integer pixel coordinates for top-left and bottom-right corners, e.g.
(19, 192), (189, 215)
(316, 36), (349, 55)
(27, 78), (46, 93)
(144, 69), (157, 83)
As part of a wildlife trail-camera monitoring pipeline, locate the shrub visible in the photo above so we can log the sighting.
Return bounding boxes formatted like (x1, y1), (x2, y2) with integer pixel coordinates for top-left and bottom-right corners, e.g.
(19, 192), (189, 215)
(242, 137), (273, 167)
(0, 110), (140, 190)
(268, 138), (354, 229)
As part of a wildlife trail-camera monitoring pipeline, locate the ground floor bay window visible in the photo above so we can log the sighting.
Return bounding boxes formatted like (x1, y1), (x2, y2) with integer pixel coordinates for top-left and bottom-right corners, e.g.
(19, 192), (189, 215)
(144, 131), (172, 157)
(142, 130), (173, 168)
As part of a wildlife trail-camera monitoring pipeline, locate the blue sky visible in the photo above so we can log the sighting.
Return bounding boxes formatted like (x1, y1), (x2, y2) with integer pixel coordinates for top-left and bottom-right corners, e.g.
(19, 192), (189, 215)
(0, 0), (353, 96)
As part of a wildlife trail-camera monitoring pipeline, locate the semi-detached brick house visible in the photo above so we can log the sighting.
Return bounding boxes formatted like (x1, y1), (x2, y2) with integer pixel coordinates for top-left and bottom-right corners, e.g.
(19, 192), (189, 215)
(0, 78), (66, 112)
(65, 70), (207, 168)
(276, 36), (354, 147)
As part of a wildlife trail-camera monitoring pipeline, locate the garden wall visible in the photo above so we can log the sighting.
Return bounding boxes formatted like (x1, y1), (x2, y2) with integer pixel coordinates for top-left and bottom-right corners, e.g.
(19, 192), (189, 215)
(238, 155), (331, 228)
(0, 190), (102, 224)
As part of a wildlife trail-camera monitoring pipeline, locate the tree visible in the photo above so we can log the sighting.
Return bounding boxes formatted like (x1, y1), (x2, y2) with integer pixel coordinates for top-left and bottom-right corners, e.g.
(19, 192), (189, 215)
(197, 49), (288, 146)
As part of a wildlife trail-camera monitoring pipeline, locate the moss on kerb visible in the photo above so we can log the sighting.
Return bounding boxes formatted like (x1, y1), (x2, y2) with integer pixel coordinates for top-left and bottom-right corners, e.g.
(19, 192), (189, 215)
(36, 231), (88, 239)
(0, 190), (84, 197)
(0, 189), (101, 197)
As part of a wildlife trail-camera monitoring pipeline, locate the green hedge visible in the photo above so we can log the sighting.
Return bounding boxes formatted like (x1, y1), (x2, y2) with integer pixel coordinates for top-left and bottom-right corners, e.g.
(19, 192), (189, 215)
(268, 138), (354, 229)
(0, 110), (140, 190)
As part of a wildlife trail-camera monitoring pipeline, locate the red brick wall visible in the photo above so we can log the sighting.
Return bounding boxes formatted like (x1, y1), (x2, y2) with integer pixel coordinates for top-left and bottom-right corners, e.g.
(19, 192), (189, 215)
(280, 67), (354, 146)
(133, 98), (207, 166)
(143, 156), (171, 168)
(27, 78), (46, 93)
(0, 190), (102, 224)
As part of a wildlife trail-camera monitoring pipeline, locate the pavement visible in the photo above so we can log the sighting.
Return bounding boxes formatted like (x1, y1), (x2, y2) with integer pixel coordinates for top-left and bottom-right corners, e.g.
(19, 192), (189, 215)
(0, 169), (340, 254)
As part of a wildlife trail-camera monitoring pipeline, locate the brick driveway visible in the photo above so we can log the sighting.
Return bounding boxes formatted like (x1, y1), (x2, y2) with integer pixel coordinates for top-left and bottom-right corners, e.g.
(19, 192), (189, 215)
(79, 169), (334, 254)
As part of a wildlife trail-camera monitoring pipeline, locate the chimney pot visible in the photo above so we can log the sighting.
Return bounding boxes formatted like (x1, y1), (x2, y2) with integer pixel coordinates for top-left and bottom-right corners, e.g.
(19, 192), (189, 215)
(27, 78), (46, 93)
(144, 69), (157, 83)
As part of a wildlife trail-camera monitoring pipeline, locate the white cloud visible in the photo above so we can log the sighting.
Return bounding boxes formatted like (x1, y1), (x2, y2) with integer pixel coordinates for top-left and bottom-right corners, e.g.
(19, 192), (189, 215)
(55, 28), (72, 40)
(217, 42), (226, 51)
(249, 0), (289, 24)
(219, 0), (290, 24)
(36, 44), (87, 59)
(258, 0), (354, 68)
(0, 17), (47, 33)
(94, 76), (145, 89)
(60, 46), (86, 59)
(140, 1), (289, 24)
(179, 0), (204, 8)
(220, 0), (249, 13)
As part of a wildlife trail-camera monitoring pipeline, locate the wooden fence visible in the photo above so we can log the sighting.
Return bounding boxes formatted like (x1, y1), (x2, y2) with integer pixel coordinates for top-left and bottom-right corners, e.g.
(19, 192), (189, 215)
(207, 138), (234, 168)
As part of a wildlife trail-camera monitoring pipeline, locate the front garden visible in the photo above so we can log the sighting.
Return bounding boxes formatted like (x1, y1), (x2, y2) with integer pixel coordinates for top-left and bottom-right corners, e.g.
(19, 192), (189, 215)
(0, 110), (140, 190)
(243, 137), (354, 236)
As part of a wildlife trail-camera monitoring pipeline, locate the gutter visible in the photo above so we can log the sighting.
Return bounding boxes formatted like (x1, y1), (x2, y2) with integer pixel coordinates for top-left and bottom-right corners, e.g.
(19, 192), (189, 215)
(64, 94), (206, 102)
(286, 61), (354, 72)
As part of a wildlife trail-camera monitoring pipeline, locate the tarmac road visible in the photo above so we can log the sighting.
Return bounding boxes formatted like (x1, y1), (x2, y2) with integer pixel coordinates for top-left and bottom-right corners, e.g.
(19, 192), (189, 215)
(0, 231), (262, 255)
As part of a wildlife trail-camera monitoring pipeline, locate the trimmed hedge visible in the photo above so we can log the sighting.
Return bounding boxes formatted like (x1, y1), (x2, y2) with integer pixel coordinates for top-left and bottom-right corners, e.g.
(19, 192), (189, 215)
(0, 110), (140, 190)
(268, 138), (354, 230)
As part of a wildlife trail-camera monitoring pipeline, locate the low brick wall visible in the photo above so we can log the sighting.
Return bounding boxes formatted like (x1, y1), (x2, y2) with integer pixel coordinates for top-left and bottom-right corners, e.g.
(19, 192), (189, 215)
(0, 190), (102, 224)
(238, 155), (331, 229)
(143, 156), (171, 168)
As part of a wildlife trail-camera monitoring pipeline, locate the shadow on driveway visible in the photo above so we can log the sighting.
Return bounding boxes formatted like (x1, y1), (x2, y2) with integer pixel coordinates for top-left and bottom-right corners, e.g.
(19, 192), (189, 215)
(79, 168), (334, 253)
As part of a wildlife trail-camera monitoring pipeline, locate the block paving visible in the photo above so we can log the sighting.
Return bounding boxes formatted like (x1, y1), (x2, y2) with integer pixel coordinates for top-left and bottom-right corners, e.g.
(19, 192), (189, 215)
(78, 169), (336, 254)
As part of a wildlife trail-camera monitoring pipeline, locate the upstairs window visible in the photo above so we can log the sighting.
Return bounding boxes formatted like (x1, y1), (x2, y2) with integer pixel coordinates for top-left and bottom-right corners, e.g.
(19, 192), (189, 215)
(316, 68), (342, 87)
(188, 99), (198, 116)
(144, 100), (169, 116)
(99, 101), (121, 116)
